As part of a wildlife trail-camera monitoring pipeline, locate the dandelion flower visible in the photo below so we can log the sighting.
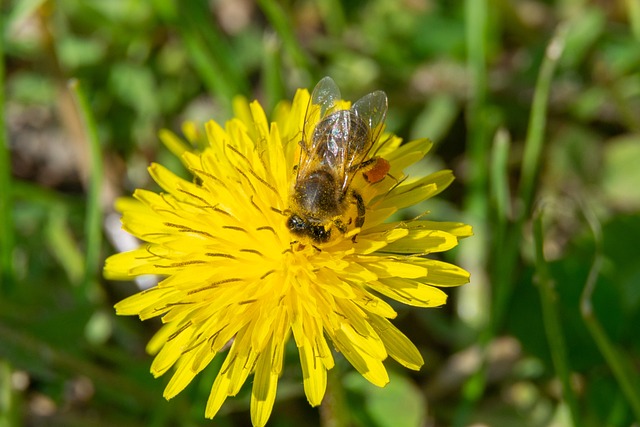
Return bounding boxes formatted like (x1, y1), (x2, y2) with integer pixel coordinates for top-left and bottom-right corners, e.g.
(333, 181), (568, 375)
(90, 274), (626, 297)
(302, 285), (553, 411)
(104, 78), (472, 426)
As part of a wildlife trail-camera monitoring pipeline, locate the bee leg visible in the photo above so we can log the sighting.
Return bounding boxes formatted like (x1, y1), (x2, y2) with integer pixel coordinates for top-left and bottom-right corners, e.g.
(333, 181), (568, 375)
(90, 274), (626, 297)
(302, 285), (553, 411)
(348, 157), (377, 173)
(351, 190), (366, 242)
(334, 218), (347, 234)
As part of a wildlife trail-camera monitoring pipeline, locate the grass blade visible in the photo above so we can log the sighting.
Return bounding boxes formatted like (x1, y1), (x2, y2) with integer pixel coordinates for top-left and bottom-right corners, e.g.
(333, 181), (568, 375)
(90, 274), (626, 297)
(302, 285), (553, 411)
(580, 203), (640, 421)
(69, 79), (104, 295)
(518, 24), (567, 213)
(0, 360), (20, 426)
(626, 0), (640, 41)
(490, 128), (511, 225)
(262, 33), (285, 115)
(533, 208), (580, 426)
(0, 8), (14, 290)
(257, 0), (313, 76)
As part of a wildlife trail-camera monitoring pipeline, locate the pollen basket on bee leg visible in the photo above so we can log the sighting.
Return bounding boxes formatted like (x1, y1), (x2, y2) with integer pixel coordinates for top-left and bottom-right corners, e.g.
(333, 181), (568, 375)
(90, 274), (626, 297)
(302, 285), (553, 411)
(363, 158), (391, 184)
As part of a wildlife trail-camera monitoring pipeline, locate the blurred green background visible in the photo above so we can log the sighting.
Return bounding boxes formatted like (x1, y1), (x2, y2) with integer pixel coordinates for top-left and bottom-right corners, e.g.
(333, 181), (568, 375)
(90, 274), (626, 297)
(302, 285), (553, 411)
(1, 0), (640, 426)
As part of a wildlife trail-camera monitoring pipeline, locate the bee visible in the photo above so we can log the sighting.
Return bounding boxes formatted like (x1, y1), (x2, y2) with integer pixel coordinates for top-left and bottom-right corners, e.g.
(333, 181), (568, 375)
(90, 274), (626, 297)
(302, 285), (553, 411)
(287, 77), (389, 243)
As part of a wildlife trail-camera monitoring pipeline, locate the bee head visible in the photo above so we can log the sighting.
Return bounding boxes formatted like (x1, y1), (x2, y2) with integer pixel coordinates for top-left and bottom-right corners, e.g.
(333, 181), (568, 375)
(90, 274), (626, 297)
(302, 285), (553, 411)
(287, 214), (331, 243)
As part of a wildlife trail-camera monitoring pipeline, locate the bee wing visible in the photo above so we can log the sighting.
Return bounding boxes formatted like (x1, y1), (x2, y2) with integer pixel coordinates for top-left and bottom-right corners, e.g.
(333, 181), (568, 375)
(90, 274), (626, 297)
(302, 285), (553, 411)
(312, 76), (341, 117)
(351, 90), (388, 151)
(337, 90), (388, 191)
(296, 77), (342, 185)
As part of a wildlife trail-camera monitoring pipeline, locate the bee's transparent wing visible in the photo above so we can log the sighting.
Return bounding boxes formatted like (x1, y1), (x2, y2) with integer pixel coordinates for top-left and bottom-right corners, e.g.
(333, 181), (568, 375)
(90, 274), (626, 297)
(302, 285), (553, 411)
(311, 76), (341, 116)
(351, 90), (388, 145)
(327, 90), (388, 192)
(297, 77), (343, 182)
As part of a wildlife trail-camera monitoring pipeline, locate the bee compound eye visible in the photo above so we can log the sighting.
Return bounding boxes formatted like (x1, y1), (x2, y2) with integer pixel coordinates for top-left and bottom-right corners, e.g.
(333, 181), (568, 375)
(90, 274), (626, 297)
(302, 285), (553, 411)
(287, 214), (306, 233)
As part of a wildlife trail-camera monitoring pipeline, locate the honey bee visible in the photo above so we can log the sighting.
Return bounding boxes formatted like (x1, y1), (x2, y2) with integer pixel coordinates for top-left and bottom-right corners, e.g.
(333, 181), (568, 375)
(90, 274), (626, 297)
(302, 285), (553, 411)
(287, 77), (389, 243)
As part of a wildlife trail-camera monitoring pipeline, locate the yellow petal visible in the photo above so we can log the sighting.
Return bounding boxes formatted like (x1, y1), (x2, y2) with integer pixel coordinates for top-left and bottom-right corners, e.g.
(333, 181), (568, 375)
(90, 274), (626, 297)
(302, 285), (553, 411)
(251, 304), (281, 352)
(164, 345), (215, 399)
(146, 323), (173, 355)
(270, 311), (290, 375)
(382, 229), (459, 254)
(336, 300), (386, 359)
(361, 206), (399, 230)
(414, 259), (471, 287)
(232, 95), (253, 130)
(205, 357), (233, 419)
(385, 137), (432, 172)
(251, 338), (280, 427)
(351, 288), (397, 319)
(352, 227), (408, 255)
(147, 163), (189, 195)
(376, 170), (454, 211)
(181, 121), (204, 147)
(374, 183), (437, 211)
(372, 134), (403, 157)
(362, 259), (428, 279)
(114, 196), (147, 214)
(314, 269), (357, 299)
(331, 330), (389, 387)
(249, 100), (270, 143)
(297, 334), (327, 406)
(150, 323), (192, 377)
(159, 129), (191, 160)
(416, 220), (474, 238)
(368, 278), (448, 308)
(104, 250), (145, 280)
(113, 286), (177, 319)
(227, 327), (259, 396)
(369, 314), (424, 370)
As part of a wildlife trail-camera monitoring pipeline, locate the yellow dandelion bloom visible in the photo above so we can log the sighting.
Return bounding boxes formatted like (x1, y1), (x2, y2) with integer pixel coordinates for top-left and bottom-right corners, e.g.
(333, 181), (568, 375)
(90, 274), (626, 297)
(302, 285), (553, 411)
(104, 77), (472, 426)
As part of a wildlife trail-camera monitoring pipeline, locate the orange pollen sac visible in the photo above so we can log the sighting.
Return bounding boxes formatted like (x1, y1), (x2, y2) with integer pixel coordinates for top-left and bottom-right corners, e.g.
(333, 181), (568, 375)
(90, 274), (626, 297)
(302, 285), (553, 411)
(363, 157), (391, 183)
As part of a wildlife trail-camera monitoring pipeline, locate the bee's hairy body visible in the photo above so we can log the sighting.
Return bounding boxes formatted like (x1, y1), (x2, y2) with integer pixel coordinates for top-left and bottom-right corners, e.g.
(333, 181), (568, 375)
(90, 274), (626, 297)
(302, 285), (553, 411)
(293, 169), (341, 219)
(287, 77), (387, 244)
(288, 166), (366, 243)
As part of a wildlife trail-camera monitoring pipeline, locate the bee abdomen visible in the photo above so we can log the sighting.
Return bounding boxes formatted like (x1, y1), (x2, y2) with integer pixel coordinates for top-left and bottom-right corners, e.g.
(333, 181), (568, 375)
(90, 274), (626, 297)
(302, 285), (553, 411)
(294, 169), (340, 216)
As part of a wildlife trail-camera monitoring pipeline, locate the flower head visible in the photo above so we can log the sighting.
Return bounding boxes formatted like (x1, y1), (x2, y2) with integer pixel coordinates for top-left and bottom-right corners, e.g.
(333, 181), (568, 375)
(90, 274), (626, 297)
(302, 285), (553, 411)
(105, 79), (472, 426)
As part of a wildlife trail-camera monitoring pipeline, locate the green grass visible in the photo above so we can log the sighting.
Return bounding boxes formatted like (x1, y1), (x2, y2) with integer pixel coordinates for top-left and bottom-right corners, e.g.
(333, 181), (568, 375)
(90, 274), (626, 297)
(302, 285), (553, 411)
(69, 79), (104, 297)
(0, 0), (14, 290)
(2, 0), (640, 426)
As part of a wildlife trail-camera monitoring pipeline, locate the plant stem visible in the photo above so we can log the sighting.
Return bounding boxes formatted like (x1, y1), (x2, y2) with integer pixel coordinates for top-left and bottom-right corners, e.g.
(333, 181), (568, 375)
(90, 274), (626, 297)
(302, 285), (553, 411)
(533, 210), (580, 426)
